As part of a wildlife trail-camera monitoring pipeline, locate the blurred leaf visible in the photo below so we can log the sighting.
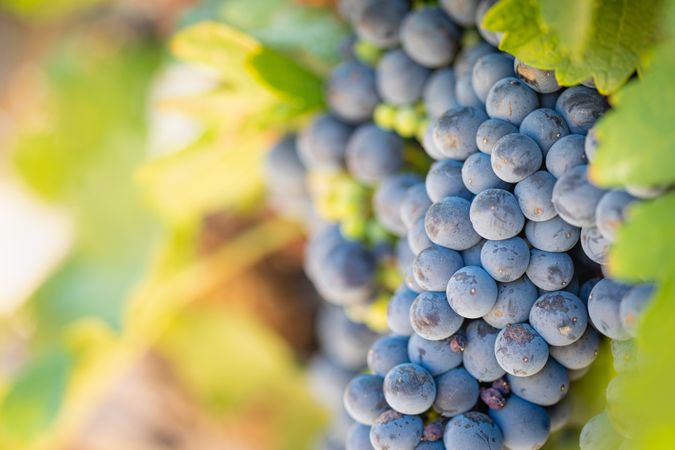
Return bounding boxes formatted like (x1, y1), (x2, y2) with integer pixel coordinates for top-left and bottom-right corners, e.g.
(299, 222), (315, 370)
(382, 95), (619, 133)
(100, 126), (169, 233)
(137, 126), (268, 225)
(157, 304), (325, 450)
(0, 0), (104, 21)
(484, 0), (663, 94)
(248, 46), (324, 110)
(607, 193), (675, 283)
(0, 346), (72, 438)
(591, 45), (675, 187)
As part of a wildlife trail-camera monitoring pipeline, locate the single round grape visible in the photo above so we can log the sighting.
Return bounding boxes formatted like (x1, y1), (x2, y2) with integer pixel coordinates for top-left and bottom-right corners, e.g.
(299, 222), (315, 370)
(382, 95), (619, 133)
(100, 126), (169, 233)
(396, 238), (415, 275)
(595, 189), (637, 242)
(579, 412), (623, 450)
(318, 305), (377, 370)
(318, 241), (376, 306)
(549, 326), (600, 370)
(387, 286), (418, 336)
(587, 278), (631, 340)
(626, 184), (669, 199)
(611, 339), (637, 373)
(368, 335), (410, 377)
(555, 85), (609, 134)
(462, 152), (511, 194)
(476, 118), (519, 154)
(408, 333), (463, 376)
(620, 284), (656, 338)
(461, 239), (485, 267)
(494, 323), (549, 376)
(485, 77), (539, 126)
(405, 267), (424, 293)
(453, 41), (497, 77)
(525, 249), (575, 291)
(514, 170), (557, 221)
(425, 159), (472, 202)
(443, 412), (504, 450)
(525, 217), (580, 252)
(422, 119), (446, 160)
(328, 60), (380, 123)
(400, 7), (460, 68)
(354, 0), (408, 48)
(433, 367), (480, 417)
(470, 188), (525, 240)
(297, 114), (353, 171)
(580, 226), (611, 264)
(530, 291), (588, 346)
(446, 266), (499, 319)
(455, 70), (483, 108)
(433, 106), (487, 160)
(376, 49), (431, 105)
(344, 374), (388, 425)
(463, 320), (506, 382)
(374, 173), (422, 236)
(484, 276), (539, 328)
(519, 108), (569, 155)
(400, 183), (432, 230)
(370, 410), (424, 450)
(545, 134), (587, 178)
(408, 217), (433, 255)
(489, 395), (550, 450)
(480, 237), (530, 282)
(513, 58), (560, 94)
(584, 125), (599, 162)
(547, 397), (572, 433)
(383, 363), (436, 415)
(410, 291), (464, 340)
(425, 196), (482, 251)
(507, 359), (569, 406)
(346, 124), (404, 185)
(424, 68), (458, 119)
(491, 133), (543, 183)
(265, 134), (306, 195)
(347, 423), (374, 450)
(413, 245), (464, 292)
(440, 0), (481, 26)
(472, 53), (515, 102)
(475, 0), (500, 46)
(579, 277), (601, 303)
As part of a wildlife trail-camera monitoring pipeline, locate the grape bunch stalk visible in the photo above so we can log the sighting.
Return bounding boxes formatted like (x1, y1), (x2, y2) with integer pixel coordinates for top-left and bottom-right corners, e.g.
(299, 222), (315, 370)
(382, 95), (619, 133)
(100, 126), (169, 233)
(264, 0), (664, 449)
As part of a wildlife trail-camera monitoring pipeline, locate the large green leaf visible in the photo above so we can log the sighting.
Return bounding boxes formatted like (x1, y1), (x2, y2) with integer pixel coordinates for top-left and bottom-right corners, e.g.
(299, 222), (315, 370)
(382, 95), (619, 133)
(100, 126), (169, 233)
(591, 45), (675, 187)
(483, 0), (663, 94)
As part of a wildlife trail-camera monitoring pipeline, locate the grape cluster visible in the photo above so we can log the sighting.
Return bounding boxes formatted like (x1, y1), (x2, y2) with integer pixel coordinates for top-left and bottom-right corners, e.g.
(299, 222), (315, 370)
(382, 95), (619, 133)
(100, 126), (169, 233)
(263, 1), (664, 449)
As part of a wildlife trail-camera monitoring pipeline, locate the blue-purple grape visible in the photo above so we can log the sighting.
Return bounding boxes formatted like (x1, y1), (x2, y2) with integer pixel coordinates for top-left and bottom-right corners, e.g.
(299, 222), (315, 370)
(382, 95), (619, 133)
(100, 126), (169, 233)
(368, 335), (410, 377)
(519, 108), (569, 155)
(489, 395), (551, 450)
(446, 265), (499, 318)
(514, 170), (557, 221)
(425, 159), (472, 202)
(370, 410), (424, 450)
(470, 188), (525, 240)
(387, 286), (418, 336)
(344, 374), (389, 425)
(400, 183), (432, 230)
(529, 291), (588, 346)
(513, 59), (560, 94)
(433, 106), (488, 160)
(549, 326), (600, 370)
(545, 134), (587, 178)
(410, 291), (464, 340)
(423, 68), (459, 119)
(595, 189), (637, 242)
(480, 237), (530, 282)
(525, 217), (580, 252)
(425, 196), (482, 251)
(484, 276), (539, 328)
(555, 85), (609, 135)
(413, 245), (464, 292)
(374, 173), (422, 235)
(461, 152), (511, 194)
(485, 77), (539, 126)
(376, 49), (431, 105)
(580, 226), (610, 264)
(328, 60), (380, 123)
(354, 0), (408, 48)
(298, 114), (353, 171)
(471, 53), (515, 102)
(463, 320), (506, 382)
(476, 118), (518, 154)
(507, 359), (569, 406)
(525, 248), (574, 291)
(494, 323), (549, 376)
(346, 124), (404, 185)
(433, 367), (480, 417)
(383, 363), (437, 415)
(400, 7), (460, 68)
(587, 278), (631, 340)
(408, 333), (463, 376)
(490, 133), (543, 183)
(443, 412), (503, 450)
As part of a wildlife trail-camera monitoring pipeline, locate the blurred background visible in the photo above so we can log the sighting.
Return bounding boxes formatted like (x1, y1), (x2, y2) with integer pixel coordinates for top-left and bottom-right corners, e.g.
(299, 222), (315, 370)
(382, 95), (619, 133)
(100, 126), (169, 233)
(0, 1), (352, 449)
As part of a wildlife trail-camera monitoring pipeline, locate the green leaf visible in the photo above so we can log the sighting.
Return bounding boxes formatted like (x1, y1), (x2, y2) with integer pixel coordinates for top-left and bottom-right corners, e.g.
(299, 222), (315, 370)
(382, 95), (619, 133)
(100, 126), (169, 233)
(591, 45), (675, 187)
(607, 193), (675, 283)
(539, 0), (593, 55)
(247, 46), (324, 110)
(483, 0), (663, 94)
(0, 347), (72, 438)
(483, 0), (559, 70)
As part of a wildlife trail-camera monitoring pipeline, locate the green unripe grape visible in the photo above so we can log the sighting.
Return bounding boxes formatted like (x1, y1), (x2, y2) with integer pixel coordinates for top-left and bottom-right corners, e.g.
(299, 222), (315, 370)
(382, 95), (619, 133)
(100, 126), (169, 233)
(341, 215), (368, 240)
(366, 219), (390, 245)
(354, 39), (382, 66)
(374, 103), (397, 130)
(395, 106), (418, 138)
